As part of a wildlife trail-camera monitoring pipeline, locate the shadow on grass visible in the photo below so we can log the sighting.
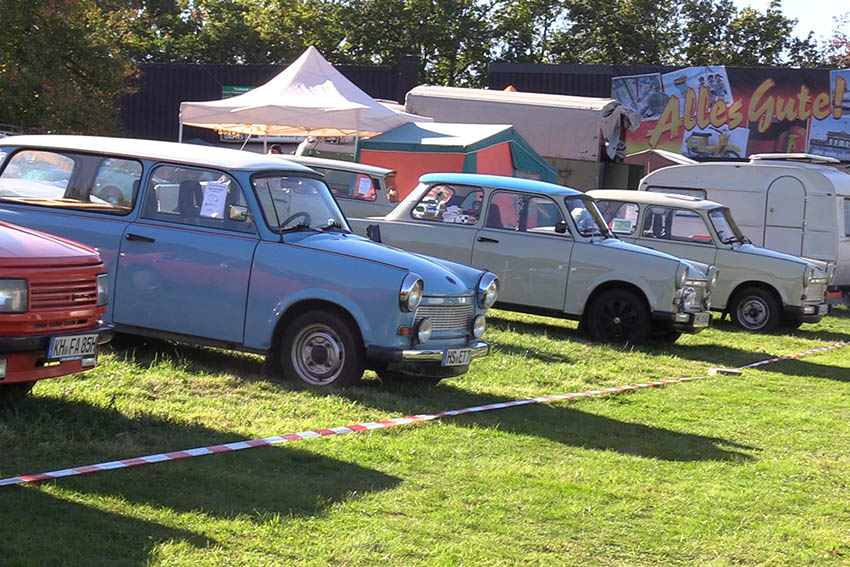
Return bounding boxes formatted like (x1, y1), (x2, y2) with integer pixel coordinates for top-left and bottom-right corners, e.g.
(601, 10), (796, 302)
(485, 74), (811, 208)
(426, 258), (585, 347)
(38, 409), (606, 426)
(0, 487), (208, 566)
(345, 384), (754, 463)
(106, 334), (273, 383)
(490, 342), (575, 364)
(750, 358), (850, 381)
(0, 395), (399, 566)
(488, 315), (581, 343)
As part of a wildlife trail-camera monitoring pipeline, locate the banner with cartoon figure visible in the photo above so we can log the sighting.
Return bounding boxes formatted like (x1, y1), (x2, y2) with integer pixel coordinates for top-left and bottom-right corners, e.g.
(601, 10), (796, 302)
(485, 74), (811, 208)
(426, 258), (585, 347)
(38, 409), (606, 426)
(612, 66), (849, 160)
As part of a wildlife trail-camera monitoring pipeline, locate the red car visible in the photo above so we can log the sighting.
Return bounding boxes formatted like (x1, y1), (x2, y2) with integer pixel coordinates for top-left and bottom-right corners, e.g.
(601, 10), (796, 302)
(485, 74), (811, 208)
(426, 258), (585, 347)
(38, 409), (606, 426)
(0, 221), (112, 399)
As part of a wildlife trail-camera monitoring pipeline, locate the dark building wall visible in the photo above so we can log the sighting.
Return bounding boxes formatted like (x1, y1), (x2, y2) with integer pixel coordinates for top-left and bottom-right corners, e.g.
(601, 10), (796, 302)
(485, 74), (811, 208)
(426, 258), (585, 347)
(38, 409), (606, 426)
(488, 62), (676, 97)
(120, 55), (420, 143)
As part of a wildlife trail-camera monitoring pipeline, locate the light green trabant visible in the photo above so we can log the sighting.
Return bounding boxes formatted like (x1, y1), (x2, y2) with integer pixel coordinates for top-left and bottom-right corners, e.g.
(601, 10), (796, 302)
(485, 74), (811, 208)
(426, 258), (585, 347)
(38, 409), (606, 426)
(589, 190), (833, 332)
(350, 173), (715, 345)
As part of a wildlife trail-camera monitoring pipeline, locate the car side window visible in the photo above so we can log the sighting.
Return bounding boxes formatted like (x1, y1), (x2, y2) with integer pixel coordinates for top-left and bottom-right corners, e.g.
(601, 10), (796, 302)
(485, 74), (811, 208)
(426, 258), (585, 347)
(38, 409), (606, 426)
(318, 167), (378, 202)
(485, 191), (564, 234)
(141, 165), (255, 234)
(596, 200), (639, 234)
(411, 184), (483, 225)
(0, 150), (141, 215)
(642, 206), (713, 244)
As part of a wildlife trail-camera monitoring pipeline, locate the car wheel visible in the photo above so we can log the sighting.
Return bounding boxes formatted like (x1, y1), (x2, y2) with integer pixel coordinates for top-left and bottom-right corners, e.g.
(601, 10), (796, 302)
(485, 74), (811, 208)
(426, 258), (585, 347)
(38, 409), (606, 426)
(0, 381), (35, 403)
(280, 310), (364, 389)
(586, 289), (650, 345)
(730, 287), (780, 332)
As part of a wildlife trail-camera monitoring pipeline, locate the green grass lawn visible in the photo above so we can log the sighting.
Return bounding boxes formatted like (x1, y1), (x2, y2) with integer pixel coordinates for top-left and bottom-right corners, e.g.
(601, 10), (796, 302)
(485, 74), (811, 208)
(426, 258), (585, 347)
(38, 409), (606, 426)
(1, 307), (848, 566)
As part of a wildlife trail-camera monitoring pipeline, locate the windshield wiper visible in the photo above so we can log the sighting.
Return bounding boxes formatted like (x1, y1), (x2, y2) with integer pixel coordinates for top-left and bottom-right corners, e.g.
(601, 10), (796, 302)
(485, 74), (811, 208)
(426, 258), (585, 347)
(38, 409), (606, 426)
(280, 223), (318, 234)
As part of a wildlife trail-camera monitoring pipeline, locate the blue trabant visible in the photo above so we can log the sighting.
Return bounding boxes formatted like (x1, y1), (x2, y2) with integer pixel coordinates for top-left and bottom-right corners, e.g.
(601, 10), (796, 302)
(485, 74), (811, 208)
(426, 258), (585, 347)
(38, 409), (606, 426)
(0, 135), (498, 388)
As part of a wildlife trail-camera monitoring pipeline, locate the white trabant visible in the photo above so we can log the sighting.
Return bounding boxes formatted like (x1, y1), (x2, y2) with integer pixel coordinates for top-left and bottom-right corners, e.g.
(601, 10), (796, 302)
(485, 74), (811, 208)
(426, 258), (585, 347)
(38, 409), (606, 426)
(590, 189), (832, 332)
(350, 173), (715, 345)
(278, 155), (399, 219)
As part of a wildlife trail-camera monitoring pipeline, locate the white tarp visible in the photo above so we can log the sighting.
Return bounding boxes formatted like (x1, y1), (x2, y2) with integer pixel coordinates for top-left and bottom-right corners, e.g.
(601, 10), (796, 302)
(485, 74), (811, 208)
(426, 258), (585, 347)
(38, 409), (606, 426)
(179, 46), (429, 138)
(405, 85), (637, 161)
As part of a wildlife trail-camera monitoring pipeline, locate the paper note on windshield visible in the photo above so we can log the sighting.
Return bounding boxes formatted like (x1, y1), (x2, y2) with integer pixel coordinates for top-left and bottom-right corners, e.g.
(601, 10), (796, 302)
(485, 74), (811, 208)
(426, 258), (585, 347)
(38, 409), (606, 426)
(356, 176), (372, 195)
(200, 183), (228, 218)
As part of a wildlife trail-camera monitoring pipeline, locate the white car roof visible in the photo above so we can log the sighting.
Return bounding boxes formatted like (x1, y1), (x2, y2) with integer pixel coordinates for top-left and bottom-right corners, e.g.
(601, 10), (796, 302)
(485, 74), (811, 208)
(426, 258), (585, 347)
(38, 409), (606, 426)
(0, 135), (315, 173)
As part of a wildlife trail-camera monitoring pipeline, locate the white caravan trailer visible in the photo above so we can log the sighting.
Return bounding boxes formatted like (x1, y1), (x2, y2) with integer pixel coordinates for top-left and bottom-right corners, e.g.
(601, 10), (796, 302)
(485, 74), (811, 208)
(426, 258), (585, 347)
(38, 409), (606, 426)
(638, 154), (850, 303)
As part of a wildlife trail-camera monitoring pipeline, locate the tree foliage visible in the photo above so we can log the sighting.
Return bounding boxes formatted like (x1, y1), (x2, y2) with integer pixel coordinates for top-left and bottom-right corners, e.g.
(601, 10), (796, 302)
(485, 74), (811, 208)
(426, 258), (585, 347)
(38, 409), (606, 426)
(0, 0), (137, 133)
(0, 0), (843, 134)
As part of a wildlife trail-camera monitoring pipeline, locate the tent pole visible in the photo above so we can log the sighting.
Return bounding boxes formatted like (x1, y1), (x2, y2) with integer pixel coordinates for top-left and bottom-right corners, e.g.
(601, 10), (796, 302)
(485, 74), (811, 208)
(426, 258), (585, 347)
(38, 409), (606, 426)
(240, 134), (252, 151)
(178, 123), (183, 143)
(263, 133), (268, 154)
(354, 109), (361, 160)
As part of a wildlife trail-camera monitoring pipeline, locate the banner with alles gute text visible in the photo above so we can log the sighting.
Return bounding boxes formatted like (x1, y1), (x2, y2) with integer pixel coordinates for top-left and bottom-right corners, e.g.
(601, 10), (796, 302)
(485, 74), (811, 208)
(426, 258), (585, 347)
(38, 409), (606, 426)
(612, 66), (850, 160)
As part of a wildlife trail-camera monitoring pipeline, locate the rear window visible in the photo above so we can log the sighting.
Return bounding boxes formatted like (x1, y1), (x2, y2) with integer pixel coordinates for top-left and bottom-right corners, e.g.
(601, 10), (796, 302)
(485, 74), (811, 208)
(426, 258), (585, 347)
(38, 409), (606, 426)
(411, 184), (483, 225)
(0, 149), (142, 215)
(315, 166), (379, 202)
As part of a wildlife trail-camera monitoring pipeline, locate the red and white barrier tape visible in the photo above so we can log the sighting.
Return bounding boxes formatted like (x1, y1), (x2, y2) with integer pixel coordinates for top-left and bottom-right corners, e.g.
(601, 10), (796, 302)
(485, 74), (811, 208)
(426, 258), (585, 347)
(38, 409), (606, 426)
(2, 340), (847, 487)
(736, 340), (850, 369)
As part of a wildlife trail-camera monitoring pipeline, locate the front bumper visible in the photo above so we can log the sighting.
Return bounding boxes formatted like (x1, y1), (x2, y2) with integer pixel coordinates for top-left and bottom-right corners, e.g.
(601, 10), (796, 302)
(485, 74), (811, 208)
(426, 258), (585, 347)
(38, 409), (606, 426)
(0, 323), (114, 354)
(366, 340), (490, 378)
(785, 302), (829, 323)
(651, 310), (712, 333)
(0, 323), (113, 384)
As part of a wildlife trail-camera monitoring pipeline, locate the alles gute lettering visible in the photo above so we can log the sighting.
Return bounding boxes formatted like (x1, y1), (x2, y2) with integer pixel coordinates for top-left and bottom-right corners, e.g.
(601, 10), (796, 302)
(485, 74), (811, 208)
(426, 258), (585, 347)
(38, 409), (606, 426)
(648, 77), (847, 147)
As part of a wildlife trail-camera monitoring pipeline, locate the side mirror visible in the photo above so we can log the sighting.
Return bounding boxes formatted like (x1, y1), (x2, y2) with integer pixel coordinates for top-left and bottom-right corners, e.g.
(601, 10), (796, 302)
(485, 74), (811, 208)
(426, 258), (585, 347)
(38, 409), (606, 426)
(366, 224), (382, 243)
(228, 205), (251, 222)
(555, 220), (568, 234)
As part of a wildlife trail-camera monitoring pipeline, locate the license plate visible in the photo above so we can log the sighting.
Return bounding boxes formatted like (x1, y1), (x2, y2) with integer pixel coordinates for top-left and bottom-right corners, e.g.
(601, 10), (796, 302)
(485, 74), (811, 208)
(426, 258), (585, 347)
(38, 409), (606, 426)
(693, 312), (711, 327)
(443, 348), (471, 367)
(48, 333), (99, 361)
(818, 304), (829, 315)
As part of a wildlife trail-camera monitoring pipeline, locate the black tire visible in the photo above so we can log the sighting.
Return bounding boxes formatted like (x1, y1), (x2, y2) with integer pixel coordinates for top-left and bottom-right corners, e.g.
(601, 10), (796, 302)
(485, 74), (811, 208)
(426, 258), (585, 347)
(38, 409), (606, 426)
(585, 289), (651, 345)
(279, 310), (364, 389)
(730, 286), (781, 332)
(0, 381), (35, 403)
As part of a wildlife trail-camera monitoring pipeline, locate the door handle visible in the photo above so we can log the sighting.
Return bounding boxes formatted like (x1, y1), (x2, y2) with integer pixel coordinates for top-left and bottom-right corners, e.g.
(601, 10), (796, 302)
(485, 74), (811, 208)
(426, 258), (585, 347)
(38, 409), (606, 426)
(477, 236), (499, 243)
(125, 233), (156, 243)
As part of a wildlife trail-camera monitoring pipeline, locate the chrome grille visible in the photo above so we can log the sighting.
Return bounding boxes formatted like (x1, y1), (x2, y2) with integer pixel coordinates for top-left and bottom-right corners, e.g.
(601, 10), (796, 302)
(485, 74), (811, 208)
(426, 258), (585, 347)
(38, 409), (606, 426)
(414, 303), (474, 331)
(30, 277), (98, 310)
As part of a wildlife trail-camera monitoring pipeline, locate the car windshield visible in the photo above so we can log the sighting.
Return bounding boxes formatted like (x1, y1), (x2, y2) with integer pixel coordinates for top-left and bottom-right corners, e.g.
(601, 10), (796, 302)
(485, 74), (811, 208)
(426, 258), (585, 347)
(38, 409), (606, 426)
(708, 207), (745, 244)
(565, 197), (610, 237)
(252, 175), (349, 233)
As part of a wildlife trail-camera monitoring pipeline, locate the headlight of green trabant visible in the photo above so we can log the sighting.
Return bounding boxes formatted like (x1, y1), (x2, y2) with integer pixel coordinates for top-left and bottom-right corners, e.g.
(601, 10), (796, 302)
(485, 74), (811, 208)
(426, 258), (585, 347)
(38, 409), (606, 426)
(0, 279), (27, 313)
(803, 265), (813, 287)
(675, 264), (689, 289)
(399, 273), (424, 312)
(477, 273), (499, 309)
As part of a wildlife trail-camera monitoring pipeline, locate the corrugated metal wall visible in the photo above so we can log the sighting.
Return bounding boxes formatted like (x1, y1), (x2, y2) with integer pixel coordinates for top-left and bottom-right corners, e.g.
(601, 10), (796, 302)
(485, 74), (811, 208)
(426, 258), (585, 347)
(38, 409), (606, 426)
(120, 56), (420, 143)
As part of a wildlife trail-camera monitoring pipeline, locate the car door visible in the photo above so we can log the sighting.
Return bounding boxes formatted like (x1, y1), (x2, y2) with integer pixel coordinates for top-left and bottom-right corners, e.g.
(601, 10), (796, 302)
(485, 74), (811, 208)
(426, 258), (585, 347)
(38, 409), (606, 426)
(381, 183), (483, 265)
(635, 205), (718, 267)
(113, 164), (259, 343)
(471, 191), (572, 311)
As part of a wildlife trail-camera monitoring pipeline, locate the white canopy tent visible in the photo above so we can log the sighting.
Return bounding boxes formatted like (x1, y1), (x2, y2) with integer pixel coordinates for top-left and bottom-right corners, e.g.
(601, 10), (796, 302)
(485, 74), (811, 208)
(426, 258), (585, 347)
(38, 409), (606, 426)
(179, 46), (429, 150)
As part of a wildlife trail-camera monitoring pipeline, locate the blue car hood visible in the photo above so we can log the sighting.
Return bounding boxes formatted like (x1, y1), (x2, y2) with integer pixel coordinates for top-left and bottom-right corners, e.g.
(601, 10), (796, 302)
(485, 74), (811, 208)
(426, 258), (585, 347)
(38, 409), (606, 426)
(288, 231), (478, 295)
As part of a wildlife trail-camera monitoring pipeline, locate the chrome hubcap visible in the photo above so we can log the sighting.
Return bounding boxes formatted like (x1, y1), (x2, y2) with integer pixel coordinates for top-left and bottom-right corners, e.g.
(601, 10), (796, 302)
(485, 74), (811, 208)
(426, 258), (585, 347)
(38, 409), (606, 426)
(738, 298), (768, 329)
(291, 324), (344, 386)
